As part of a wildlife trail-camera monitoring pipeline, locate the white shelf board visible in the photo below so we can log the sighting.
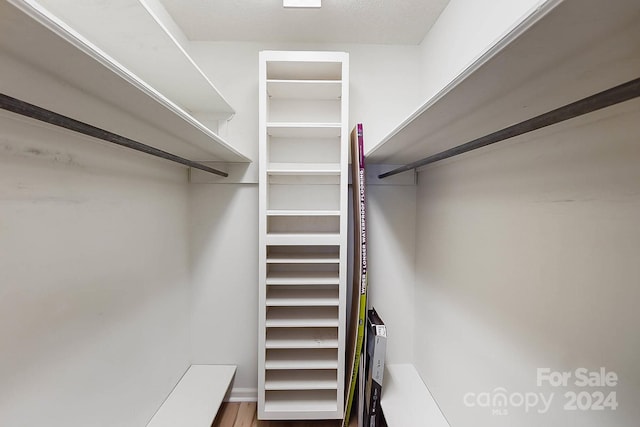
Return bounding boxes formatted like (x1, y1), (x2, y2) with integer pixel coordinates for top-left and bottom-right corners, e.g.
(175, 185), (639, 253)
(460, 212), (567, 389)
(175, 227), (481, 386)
(146, 364), (236, 427)
(265, 349), (338, 370)
(267, 123), (342, 138)
(267, 80), (342, 99)
(267, 162), (341, 175)
(266, 328), (338, 349)
(381, 364), (449, 427)
(267, 253), (340, 264)
(266, 307), (338, 328)
(265, 370), (337, 391)
(367, 0), (640, 167)
(266, 271), (340, 286)
(264, 394), (338, 415)
(268, 174), (340, 185)
(267, 209), (341, 217)
(266, 233), (341, 246)
(266, 287), (339, 307)
(265, 51), (345, 80)
(1, 0), (249, 163)
(33, 0), (233, 116)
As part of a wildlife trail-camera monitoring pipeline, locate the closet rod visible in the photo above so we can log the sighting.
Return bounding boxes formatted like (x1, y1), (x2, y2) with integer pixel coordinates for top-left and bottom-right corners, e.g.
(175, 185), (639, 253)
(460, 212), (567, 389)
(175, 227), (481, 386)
(379, 77), (640, 179)
(0, 93), (228, 177)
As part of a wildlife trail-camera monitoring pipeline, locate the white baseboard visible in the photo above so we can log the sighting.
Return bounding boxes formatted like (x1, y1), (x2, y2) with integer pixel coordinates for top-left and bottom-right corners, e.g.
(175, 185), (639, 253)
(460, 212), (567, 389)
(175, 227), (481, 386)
(228, 387), (258, 402)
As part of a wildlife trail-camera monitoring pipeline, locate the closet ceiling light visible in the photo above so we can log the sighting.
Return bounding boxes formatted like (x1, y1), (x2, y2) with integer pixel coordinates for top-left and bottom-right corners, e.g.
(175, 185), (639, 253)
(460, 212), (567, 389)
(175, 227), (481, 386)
(283, 0), (321, 8)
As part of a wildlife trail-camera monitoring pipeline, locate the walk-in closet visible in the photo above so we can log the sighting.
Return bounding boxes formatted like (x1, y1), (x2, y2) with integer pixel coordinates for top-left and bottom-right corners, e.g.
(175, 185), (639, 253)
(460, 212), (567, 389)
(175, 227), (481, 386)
(1, 0), (638, 426)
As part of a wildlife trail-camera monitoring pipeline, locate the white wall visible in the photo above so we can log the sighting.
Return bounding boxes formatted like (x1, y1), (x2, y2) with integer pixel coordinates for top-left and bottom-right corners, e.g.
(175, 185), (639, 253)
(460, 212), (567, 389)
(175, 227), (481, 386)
(413, 98), (640, 426)
(0, 114), (192, 427)
(188, 183), (259, 397)
(364, 184), (417, 365)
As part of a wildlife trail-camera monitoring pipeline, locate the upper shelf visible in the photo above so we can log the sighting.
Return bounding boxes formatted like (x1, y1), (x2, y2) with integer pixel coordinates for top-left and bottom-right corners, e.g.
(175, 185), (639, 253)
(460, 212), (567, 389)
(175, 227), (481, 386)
(263, 51), (346, 81)
(267, 123), (342, 138)
(367, 0), (640, 166)
(267, 80), (342, 100)
(33, 0), (234, 117)
(0, 0), (250, 162)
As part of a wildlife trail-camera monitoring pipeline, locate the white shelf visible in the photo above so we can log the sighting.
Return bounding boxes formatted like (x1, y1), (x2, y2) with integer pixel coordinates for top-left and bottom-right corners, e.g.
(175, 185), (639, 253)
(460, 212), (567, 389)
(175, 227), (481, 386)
(367, 0), (640, 167)
(266, 246), (340, 264)
(266, 54), (343, 80)
(265, 349), (338, 370)
(267, 163), (341, 175)
(267, 80), (342, 100)
(268, 174), (340, 185)
(265, 328), (338, 349)
(264, 390), (338, 413)
(381, 364), (449, 427)
(265, 370), (338, 391)
(33, 0), (233, 115)
(267, 252), (340, 264)
(266, 307), (339, 327)
(267, 209), (340, 217)
(266, 233), (341, 246)
(146, 365), (236, 427)
(266, 271), (340, 286)
(0, 0), (249, 163)
(267, 123), (342, 138)
(266, 287), (339, 306)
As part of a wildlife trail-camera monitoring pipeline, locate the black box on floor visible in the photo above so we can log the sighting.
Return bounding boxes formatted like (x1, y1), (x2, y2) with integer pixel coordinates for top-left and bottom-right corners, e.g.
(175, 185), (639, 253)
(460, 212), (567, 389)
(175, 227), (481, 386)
(364, 308), (387, 427)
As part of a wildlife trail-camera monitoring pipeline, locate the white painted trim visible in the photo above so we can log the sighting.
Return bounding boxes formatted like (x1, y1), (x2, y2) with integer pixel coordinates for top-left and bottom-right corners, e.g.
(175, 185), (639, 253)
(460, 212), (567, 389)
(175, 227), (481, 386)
(228, 388), (259, 402)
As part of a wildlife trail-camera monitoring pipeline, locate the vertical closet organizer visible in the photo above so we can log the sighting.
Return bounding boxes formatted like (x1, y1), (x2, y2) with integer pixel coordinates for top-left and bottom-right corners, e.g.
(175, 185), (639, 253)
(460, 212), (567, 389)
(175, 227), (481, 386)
(258, 51), (349, 420)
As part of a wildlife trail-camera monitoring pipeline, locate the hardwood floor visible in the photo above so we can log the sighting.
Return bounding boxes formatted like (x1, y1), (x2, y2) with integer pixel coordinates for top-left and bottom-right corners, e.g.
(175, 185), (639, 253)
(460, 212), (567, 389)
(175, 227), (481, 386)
(212, 402), (356, 427)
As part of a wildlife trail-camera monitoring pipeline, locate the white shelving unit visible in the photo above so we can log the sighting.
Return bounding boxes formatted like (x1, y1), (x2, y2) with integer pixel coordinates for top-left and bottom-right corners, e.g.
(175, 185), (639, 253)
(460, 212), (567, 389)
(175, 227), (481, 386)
(258, 51), (349, 420)
(0, 0), (249, 163)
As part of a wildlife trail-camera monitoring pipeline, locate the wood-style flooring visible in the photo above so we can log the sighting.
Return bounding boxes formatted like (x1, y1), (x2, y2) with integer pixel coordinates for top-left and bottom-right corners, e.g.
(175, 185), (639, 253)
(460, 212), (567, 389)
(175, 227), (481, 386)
(212, 402), (357, 427)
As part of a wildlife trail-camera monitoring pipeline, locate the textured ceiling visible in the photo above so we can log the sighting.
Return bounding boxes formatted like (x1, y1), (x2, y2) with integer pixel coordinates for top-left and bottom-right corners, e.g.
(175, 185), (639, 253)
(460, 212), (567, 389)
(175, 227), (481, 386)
(158, 0), (450, 44)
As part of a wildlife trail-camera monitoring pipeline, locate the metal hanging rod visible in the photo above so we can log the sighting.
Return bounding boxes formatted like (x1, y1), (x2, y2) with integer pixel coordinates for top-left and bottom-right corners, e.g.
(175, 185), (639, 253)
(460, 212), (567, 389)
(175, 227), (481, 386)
(0, 93), (228, 177)
(379, 77), (640, 179)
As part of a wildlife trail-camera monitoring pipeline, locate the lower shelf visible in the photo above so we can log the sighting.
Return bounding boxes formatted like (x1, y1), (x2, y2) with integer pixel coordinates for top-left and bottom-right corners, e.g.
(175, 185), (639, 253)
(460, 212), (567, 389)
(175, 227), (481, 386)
(266, 233), (341, 246)
(265, 348), (338, 370)
(266, 245), (340, 264)
(266, 286), (339, 307)
(265, 327), (338, 349)
(264, 389), (338, 413)
(266, 306), (339, 327)
(265, 369), (338, 390)
(266, 271), (339, 286)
